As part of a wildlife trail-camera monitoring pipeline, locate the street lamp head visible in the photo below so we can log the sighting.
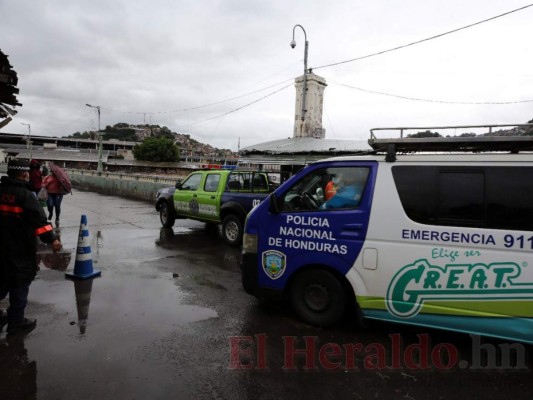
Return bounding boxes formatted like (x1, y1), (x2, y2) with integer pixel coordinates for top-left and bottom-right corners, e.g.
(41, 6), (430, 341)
(290, 39), (296, 49)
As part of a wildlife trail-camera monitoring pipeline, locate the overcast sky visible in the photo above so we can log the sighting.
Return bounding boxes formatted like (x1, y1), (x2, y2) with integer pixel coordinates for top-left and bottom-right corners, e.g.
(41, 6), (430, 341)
(1, 0), (532, 150)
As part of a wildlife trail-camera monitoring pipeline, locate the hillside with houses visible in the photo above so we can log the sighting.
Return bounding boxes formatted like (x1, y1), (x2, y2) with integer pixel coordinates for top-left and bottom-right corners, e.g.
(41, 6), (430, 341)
(66, 123), (237, 159)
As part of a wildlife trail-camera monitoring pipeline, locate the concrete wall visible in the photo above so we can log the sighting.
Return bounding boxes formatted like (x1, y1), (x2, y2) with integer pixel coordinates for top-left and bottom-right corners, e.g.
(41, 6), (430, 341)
(0, 163), (181, 202)
(69, 170), (179, 202)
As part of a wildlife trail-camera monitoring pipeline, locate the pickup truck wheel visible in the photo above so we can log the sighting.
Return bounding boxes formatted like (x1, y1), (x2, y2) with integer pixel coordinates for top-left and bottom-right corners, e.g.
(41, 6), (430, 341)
(222, 215), (243, 246)
(290, 269), (346, 327)
(160, 202), (175, 228)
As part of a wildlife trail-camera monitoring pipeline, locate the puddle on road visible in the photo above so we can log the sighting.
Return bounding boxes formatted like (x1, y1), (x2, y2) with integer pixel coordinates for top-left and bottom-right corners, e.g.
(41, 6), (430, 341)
(28, 269), (218, 338)
(0, 264), (219, 400)
(155, 226), (219, 249)
(155, 227), (241, 271)
(26, 223), (235, 337)
(36, 221), (240, 273)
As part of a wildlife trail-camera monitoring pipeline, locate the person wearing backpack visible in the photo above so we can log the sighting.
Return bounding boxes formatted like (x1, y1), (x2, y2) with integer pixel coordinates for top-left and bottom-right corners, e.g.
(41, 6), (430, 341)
(42, 170), (63, 226)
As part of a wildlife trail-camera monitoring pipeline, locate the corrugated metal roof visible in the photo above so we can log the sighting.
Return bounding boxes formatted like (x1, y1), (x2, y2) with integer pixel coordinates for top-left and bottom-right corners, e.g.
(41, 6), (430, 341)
(238, 153), (327, 166)
(239, 137), (371, 155)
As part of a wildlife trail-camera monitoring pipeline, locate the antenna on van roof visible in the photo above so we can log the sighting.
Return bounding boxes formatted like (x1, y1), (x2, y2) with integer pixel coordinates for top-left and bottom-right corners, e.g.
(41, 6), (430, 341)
(368, 123), (533, 161)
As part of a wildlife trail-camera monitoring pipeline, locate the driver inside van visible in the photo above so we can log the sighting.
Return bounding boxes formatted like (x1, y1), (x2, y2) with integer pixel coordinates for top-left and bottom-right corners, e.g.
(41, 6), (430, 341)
(321, 169), (365, 209)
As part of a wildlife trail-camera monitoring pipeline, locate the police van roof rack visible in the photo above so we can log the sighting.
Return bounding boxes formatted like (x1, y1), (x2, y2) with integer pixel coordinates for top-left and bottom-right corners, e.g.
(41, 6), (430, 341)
(368, 123), (533, 162)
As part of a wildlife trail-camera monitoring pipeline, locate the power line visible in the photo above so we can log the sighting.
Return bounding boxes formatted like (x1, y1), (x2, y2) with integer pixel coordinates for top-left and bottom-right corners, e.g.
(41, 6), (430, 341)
(332, 80), (533, 104)
(103, 78), (294, 116)
(42, 109), (94, 132)
(80, 5), (533, 131)
(50, 6), (532, 135)
(176, 84), (292, 130)
(313, 4), (533, 71)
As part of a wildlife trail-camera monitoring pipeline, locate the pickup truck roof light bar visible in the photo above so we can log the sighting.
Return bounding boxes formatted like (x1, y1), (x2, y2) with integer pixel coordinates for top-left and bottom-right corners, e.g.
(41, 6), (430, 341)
(368, 123), (533, 162)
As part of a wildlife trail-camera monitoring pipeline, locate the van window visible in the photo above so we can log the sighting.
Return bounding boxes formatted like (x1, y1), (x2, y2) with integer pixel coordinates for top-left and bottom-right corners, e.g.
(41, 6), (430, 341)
(280, 167), (369, 212)
(393, 166), (533, 231)
(439, 171), (484, 226)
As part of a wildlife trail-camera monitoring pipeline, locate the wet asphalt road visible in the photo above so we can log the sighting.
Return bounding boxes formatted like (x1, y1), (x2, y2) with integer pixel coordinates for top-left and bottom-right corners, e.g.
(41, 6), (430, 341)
(0, 190), (532, 400)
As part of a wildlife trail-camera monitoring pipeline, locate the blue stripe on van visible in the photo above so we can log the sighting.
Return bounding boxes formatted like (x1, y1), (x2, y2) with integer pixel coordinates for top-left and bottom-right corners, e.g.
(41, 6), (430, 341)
(363, 309), (533, 345)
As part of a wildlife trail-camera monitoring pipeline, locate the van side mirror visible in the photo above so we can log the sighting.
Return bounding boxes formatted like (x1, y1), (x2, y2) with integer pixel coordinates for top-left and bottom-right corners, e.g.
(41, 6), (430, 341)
(175, 180), (182, 190)
(268, 192), (280, 214)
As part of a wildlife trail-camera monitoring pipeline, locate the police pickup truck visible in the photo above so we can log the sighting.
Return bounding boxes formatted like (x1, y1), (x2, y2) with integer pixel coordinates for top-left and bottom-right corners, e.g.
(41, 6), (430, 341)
(155, 169), (274, 246)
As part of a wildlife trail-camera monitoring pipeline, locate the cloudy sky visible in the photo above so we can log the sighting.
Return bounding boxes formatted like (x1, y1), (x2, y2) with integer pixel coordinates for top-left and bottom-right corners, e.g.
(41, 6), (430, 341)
(1, 0), (532, 150)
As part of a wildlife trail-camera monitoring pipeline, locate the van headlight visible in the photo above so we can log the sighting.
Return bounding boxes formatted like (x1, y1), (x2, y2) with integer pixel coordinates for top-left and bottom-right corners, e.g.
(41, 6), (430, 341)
(242, 233), (257, 254)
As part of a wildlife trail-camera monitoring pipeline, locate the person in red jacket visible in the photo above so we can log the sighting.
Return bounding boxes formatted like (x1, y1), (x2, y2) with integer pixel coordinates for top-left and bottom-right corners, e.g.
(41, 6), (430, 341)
(0, 159), (62, 334)
(42, 168), (63, 225)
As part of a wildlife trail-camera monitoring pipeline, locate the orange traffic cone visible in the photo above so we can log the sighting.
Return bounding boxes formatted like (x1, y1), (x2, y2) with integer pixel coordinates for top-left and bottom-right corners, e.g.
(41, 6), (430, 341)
(65, 215), (101, 280)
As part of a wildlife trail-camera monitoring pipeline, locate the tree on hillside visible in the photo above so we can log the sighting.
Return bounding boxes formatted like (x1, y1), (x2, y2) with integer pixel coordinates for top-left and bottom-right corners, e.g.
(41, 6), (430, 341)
(407, 130), (441, 138)
(69, 131), (91, 139)
(133, 137), (180, 162)
(526, 118), (533, 136)
(102, 124), (138, 141)
(156, 126), (174, 140)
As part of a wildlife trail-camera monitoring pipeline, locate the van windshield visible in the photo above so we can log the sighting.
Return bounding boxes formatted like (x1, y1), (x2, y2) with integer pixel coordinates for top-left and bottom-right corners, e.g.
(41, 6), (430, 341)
(280, 167), (369, 212)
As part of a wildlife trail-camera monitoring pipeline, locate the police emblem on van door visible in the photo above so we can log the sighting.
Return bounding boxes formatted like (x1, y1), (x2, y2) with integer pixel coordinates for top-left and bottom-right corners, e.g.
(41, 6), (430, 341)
(262, 250), (286, 280)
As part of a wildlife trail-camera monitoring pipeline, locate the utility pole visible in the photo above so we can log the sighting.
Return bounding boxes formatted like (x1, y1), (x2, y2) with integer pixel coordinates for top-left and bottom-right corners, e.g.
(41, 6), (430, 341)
(20, 122), (32, 159)
(291, 24), (309, 128)
(86, 104), (103, 173)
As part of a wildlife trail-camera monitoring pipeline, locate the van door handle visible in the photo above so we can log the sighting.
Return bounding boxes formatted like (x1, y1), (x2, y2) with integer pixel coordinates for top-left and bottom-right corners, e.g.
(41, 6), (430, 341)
(343, 224), (363, 231)
(339, 224), (364, 239)
(193, 194), (198, 198)
(210, 196), (215, 199)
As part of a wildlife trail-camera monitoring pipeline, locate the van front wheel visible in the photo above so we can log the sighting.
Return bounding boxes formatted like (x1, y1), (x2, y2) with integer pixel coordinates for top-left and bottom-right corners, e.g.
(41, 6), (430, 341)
(290, 269), (346, 327)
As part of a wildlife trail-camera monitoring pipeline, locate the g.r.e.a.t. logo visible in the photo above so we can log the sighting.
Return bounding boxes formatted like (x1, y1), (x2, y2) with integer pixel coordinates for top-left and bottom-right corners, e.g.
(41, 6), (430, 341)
(262, 250), (286, 280)
(386, 258), (533, 318)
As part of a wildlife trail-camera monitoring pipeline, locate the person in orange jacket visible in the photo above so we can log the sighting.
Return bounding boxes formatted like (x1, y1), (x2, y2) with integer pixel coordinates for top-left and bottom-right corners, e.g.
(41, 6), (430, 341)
(324, 176), (337, 200)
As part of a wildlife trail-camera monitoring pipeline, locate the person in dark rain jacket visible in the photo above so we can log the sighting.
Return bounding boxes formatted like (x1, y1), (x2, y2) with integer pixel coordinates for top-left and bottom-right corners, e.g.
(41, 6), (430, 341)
(28, 159), (43, 196)
(0, 159), (62, 334)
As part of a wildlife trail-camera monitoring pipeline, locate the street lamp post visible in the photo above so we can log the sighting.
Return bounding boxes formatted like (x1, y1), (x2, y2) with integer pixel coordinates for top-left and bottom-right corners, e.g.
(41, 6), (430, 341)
(290, 24), (309, 125)
(86, 103), (103, 173)
(20, 122), (32, 159)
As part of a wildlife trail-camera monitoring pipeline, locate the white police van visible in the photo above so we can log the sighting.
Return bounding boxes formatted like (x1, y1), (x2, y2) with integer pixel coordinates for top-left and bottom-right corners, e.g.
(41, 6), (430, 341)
(241, 124), (533, 344)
